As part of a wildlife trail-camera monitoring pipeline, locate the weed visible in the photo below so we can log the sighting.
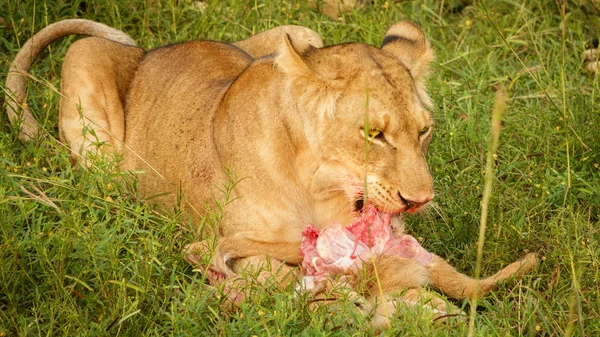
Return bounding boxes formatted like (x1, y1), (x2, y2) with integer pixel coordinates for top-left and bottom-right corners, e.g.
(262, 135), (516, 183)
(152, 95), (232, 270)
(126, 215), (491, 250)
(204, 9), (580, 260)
(1, 0), (599, 336)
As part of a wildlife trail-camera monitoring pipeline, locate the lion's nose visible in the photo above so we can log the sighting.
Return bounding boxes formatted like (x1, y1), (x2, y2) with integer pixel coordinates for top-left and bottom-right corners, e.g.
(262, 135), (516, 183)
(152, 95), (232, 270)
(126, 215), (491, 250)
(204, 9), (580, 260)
(398, 191), (432, 213)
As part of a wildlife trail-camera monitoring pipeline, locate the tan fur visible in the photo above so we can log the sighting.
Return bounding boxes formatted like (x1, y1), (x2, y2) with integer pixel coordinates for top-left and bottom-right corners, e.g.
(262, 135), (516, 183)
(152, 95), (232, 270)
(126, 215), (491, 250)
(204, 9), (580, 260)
(5, 19), (135, 142)
(184, 239), (537, 329)
(59, 38), (143, 161)
(362, 253), (537, 330)
(232, 25), (323, 58)
(583, 47), (599, 74)
(312, 0), (412, 20)
(313, 0), (363, 19)
(313, 0), (412, 19)
(6, 19), (537, 328)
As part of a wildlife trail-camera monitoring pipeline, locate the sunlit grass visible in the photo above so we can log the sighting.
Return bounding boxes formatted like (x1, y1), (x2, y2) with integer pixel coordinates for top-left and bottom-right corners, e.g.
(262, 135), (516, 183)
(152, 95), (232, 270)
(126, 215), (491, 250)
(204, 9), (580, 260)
(1, 0), (599, 335)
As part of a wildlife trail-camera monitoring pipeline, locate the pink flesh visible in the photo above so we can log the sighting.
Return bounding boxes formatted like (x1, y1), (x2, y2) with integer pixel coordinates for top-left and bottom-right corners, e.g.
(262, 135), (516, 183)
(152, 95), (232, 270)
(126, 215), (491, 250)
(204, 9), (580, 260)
(300, 204), (432, 280)
(199, 204), (432, 293)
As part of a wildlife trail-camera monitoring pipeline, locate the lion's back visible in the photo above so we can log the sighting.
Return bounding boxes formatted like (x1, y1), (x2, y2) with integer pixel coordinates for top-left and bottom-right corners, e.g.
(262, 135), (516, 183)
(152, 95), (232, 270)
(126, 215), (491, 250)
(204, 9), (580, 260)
(122, 41), (253, 211)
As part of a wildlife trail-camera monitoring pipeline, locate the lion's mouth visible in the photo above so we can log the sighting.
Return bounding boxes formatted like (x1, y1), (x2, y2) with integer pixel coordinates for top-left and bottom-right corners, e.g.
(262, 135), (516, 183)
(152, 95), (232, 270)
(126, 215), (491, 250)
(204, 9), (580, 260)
(353, 195), (419, 216)
(353, 196), (396, 217)
(353, 193), (430, 216)
(353, 197), (365, 213)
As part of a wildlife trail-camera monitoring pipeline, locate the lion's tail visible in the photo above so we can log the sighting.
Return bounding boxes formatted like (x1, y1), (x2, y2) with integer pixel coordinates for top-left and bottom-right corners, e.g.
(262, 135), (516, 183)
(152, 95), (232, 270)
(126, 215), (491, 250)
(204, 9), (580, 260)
(5, 19), (136, 141)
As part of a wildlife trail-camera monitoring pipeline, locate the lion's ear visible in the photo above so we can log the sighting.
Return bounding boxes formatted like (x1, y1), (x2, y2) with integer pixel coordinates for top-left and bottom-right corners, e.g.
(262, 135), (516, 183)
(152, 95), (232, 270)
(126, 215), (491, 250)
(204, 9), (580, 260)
(275, 34), (338, 118)
(275, 34), (312, 79)
(381, 21), (435, 84)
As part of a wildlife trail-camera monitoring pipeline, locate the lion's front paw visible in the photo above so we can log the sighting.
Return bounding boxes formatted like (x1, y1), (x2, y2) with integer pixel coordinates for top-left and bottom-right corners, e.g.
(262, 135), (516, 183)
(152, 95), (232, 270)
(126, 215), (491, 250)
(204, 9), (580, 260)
(183, 240), (236, 284)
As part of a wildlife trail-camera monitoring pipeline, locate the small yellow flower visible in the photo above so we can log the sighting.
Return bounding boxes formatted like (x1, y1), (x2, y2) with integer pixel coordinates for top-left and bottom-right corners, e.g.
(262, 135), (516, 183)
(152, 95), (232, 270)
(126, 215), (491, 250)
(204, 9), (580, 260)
(465, 19), (472, 29)
(555, 125), (561, 131)
(258, 310), (265, 316)
(535, 325), (542, 331)
(542, 256), (547, 261)
(105, 196), (113, 202)
(42, 167), (48, 172)
(417, 237), (423, 242)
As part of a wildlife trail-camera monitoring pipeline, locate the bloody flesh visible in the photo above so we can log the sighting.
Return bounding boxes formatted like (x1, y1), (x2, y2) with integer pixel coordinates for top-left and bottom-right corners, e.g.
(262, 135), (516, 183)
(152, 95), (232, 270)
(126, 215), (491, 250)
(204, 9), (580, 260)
(300, 204), (432, 282)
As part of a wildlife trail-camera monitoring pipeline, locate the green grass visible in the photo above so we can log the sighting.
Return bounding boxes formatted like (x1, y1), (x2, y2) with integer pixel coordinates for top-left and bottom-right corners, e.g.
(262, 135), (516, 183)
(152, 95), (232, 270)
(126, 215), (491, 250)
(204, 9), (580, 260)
(1, 0), (599, 335)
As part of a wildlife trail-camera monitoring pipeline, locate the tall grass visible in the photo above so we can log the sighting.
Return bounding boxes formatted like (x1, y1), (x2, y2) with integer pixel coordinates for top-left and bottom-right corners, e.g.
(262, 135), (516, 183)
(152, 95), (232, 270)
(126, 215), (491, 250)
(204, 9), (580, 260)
(1, 0), (599, 335)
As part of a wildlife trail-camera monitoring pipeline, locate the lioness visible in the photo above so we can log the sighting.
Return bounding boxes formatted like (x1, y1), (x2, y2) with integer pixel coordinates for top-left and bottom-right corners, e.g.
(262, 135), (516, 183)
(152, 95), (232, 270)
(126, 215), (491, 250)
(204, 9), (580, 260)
(6, 19), (536, 329)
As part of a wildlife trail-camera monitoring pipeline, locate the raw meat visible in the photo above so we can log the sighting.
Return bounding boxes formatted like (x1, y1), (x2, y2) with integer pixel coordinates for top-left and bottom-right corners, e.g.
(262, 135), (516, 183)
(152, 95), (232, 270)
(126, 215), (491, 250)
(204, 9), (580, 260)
(300, 204), (432, 286)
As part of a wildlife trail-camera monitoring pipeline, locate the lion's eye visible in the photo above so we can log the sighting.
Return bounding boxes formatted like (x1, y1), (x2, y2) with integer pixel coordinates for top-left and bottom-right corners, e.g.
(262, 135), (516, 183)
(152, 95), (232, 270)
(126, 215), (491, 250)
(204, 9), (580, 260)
(369, 128), (386, 142)
(419, 126), (430, 137)
(369, 129), (381, 139)
(361, 128), (386, 144)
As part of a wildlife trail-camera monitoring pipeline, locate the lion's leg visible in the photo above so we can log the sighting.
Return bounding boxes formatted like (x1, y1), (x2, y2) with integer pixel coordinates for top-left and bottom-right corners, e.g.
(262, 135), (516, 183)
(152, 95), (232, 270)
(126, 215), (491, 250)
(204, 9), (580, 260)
(426, 253), (538, 300)
(369, 255), (431, 291)
(182, 239), (300, 284)
(59, 37), (143, 164)
(363, 252), (536, 329)
(368, 288), (466, 331)
(212, 236), (303, 268)
(183, 240), (299, 309)
(354, 255), (466, 331)
(218, 255), (301, 310)
(232, 25), (323, 59)
(232, 255), (300, 287)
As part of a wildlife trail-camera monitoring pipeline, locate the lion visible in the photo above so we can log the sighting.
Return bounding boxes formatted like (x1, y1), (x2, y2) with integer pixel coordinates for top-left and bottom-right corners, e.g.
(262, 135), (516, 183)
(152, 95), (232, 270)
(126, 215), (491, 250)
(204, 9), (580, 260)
(5, 19), (537, 329)
(584, 39), (599, 74)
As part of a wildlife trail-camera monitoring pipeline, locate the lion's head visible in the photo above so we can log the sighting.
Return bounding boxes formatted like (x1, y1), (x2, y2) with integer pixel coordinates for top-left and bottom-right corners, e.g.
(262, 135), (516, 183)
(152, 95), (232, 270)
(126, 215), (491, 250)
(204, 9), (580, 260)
(276, 21), (435, 217)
